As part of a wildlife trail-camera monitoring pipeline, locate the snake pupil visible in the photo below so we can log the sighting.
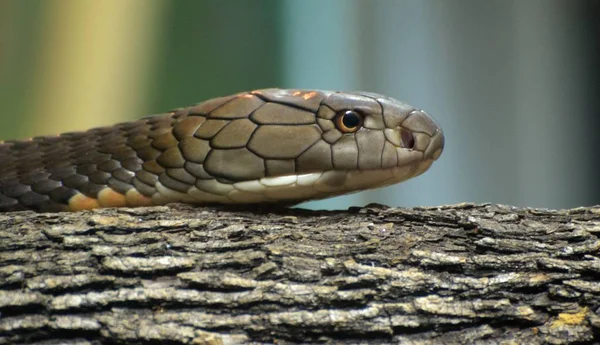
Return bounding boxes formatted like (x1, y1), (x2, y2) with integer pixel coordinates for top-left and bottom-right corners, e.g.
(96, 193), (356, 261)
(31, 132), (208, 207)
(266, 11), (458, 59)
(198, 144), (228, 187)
(341, 111), (361, 129)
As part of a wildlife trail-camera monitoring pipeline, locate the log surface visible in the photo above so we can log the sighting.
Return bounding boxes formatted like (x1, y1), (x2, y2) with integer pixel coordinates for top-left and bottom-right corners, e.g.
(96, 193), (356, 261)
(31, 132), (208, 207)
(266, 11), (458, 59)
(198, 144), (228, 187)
(1, 203), (600, 344)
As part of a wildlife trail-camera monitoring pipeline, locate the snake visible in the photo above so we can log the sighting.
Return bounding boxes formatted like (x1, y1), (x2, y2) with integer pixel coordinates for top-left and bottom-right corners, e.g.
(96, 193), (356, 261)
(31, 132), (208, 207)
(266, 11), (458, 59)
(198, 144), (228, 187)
(0, 89), (444, 212)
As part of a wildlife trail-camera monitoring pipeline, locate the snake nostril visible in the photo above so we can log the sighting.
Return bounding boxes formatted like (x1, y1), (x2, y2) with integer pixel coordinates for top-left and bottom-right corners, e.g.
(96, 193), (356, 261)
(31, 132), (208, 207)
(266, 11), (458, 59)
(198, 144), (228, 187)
(400, 128), (415, 149)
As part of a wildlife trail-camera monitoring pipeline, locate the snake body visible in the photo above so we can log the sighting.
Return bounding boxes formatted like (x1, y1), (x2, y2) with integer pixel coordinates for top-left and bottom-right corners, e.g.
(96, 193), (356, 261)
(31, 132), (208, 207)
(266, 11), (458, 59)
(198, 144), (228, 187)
(0, 89), (444, 212)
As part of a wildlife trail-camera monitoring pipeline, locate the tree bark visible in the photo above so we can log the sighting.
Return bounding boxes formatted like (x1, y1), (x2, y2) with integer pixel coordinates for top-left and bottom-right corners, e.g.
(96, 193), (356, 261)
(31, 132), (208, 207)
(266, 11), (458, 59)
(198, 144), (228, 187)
(1, 203), (599, 344)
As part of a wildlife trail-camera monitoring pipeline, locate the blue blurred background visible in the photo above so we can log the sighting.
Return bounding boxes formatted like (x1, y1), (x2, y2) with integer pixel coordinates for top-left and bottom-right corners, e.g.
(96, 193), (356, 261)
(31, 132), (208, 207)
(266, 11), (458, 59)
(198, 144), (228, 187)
(1, 0), (598, 210)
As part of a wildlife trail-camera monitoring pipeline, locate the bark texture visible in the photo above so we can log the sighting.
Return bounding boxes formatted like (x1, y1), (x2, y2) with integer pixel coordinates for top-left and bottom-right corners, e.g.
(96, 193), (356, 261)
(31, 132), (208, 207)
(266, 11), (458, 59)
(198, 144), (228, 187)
(1, 203), (600, 344)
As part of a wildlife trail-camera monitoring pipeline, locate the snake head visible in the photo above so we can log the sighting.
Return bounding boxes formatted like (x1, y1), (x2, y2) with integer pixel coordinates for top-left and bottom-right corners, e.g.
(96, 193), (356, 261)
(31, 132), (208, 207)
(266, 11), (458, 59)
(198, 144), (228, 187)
(317, 90), (444, 176)
(162, 88), (445, 204)
(282, 89), (445, 196)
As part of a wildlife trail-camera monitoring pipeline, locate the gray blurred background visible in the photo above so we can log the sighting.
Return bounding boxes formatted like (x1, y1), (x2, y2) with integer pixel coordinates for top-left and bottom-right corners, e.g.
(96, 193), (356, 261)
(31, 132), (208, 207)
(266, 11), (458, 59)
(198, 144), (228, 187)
(0, 0), (598, 210)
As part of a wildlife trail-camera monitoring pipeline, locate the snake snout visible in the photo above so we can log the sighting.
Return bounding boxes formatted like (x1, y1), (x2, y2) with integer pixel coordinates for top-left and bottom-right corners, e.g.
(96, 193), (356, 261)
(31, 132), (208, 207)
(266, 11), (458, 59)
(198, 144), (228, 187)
(401, 110), (444, 161)
(426, 129), (445, 161)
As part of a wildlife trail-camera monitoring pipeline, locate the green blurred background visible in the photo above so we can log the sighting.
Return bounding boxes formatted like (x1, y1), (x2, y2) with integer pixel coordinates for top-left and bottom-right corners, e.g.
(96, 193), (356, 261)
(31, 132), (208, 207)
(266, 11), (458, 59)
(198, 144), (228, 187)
(1, 0), (599, 210)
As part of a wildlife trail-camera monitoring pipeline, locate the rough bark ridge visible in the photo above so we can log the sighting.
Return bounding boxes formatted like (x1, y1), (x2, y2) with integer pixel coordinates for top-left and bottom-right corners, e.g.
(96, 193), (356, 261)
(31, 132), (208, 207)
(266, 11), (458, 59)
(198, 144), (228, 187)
(1, 203), (600, 344)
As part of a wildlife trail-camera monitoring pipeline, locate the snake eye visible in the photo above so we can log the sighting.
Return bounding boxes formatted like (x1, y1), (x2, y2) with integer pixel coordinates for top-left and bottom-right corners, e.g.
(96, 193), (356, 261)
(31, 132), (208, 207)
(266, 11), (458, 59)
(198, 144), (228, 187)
(335, 110), (363, 133)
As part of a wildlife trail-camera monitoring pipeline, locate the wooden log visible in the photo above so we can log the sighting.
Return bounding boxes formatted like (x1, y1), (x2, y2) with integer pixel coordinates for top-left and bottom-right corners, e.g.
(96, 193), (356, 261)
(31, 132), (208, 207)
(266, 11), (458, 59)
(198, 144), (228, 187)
(1, 203), (599, 344)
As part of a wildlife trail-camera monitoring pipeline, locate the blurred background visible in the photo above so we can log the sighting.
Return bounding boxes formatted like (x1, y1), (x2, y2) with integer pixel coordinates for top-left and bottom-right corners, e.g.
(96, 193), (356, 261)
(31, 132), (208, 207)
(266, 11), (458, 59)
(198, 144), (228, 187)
(0, 0), (598, 210)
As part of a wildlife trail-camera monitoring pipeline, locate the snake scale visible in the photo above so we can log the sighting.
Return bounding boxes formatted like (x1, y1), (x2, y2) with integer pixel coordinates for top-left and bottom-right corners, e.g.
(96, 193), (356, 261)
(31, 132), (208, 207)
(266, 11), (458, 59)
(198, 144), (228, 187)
(0, 89), (444, 212)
